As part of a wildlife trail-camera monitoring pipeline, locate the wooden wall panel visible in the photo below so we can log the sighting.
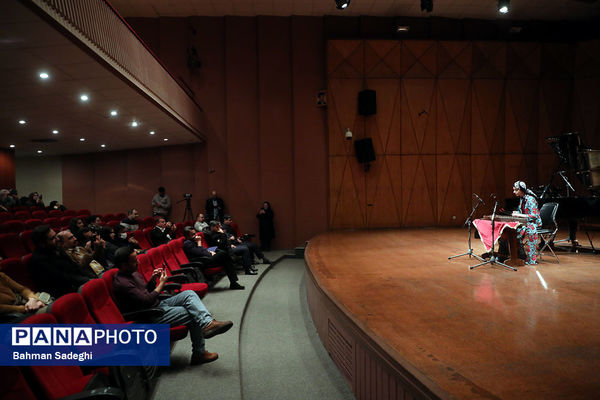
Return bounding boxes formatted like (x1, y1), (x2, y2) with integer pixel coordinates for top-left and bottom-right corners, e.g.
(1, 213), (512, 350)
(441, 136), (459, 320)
(328, 39), (587, 229)
(0, 149), (15, 190)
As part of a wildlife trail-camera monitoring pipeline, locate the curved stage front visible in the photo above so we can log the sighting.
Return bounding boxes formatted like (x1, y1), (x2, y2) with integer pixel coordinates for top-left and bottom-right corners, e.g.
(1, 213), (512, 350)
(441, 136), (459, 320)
(304, 229), (600, 400)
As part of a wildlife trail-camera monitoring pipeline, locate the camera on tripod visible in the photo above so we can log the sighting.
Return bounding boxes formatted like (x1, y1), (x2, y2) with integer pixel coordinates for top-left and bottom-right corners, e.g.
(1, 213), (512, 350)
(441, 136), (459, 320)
(183, 193), (192, 200)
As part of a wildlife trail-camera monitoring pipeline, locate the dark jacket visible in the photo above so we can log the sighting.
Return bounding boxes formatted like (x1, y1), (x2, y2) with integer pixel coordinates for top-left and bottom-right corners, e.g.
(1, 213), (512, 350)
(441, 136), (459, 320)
(204, 230), (229, 252)
(150, 226), (172, 247)
(28, 248), (95, 298)
(205, 196), (225, 222)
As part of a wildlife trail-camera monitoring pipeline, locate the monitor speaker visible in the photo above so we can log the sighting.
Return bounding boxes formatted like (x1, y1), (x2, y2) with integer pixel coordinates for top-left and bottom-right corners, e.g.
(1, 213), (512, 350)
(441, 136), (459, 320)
(358, 90), (376, 116)
(354, 138), (376, 164)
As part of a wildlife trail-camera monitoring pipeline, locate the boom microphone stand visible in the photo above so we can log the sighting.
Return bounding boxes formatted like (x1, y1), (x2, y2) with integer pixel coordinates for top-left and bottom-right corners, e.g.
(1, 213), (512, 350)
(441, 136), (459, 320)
(448, 194), (485, 262)
(470, 199), (517, 271)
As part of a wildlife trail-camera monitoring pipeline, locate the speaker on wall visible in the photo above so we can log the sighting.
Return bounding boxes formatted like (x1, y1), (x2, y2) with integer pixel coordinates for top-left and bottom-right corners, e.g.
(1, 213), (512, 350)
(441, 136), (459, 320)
(354, 138), (376, 164)
(358, 89), (376, 116)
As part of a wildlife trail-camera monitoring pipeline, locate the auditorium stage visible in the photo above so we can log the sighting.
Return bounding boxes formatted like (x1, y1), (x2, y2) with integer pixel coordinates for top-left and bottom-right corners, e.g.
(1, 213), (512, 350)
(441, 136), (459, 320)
(304, 228), (600, 400)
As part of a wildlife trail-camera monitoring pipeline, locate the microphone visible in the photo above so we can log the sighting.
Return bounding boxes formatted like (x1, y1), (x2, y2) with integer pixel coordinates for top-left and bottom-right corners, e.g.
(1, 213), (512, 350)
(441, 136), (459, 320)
(473, 193), (485, 205)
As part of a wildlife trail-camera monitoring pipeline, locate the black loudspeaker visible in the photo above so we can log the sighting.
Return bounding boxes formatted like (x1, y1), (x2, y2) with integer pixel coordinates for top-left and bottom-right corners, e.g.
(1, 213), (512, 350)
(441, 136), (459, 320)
(354, 138), (376, 164)
(358, 89), (376, 116)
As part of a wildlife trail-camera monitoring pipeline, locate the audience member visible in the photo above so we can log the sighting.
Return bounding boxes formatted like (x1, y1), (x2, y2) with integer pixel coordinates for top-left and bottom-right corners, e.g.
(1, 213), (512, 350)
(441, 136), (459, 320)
(69, 217), (85, 242)
(256, 201), (275, 251)
(86, 215), (103, 233)
(112, 246), (233, 365)
(223, 215), (271, 264)
(204, 221), (257, 275)
(182, 227), (244, 290)
(24, 192), (45, 208)
(1, 189), (19, 209)
(120, 208), (141, 231)
(113, 224), (141, 250)
(150, 217), (176, 246)
(57, 229), (105, 277)
(0, 272), (49, 322)
(194, 213), (209, 232)
(47, 200), (67, 211)
(205, 190), (225, 223)
(28, 225), (95, 299)
(100, 226), (120, 265)
(152, 186), (172, 218)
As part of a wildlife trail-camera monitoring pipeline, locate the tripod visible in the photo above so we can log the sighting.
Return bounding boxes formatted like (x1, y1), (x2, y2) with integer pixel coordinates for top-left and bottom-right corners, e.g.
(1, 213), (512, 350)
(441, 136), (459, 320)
(470, 200), (517, 271)
(448, 196), (485, 262)
(177, 197), (194, 222)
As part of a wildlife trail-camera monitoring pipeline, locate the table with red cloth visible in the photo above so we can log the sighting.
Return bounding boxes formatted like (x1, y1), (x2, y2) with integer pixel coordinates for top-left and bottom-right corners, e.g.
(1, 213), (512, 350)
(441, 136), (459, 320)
(472, 218), (524, 266)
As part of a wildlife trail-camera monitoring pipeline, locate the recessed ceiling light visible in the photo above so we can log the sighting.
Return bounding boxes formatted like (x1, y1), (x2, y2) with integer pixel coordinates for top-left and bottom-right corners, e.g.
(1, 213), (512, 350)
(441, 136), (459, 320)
(39, 72), (49, 79)
(18, 120), (26, 125)
(9, 144), (15, 148)
(100, 144), (106, 148)
(110, 110), (118, 117)
(80, 138), (85, 142)
(498, 0), (509, 14)
(80, 94), (89, 102)
(149, 130), (155, 135)
(131, 121), (139, 127)
(163, 138), (168, 141)
(397, 26), (410, 32)
(52, 129), (59, 134)
(37, 150), (42, 154)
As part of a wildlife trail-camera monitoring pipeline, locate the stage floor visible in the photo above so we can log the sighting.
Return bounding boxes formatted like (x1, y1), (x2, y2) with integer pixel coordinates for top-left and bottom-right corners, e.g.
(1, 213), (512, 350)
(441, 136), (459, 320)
(305, 228), (600, 400)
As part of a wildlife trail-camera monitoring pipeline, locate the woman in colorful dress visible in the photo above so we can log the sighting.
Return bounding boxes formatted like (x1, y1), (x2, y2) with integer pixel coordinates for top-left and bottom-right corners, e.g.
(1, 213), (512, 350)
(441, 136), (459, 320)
(511, 181), (542, 265)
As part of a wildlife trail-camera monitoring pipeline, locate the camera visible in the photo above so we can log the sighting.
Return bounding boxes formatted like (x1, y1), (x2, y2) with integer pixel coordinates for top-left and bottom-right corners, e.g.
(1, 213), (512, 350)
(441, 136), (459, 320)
(183, 193), (192, 199)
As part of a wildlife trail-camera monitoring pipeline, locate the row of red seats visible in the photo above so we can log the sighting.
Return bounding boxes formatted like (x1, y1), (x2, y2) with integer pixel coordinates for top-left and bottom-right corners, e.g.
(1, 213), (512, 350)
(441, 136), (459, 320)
(0, 209), (91, 223)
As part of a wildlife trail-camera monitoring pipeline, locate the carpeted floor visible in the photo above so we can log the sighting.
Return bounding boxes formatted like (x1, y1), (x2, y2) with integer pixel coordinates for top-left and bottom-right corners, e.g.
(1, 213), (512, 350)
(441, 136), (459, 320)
(151, 251), (355, 400)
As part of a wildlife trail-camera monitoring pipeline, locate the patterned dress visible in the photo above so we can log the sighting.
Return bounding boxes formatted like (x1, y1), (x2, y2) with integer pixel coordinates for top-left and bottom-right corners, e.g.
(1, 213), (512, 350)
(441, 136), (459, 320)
(517, 194), (542, 265)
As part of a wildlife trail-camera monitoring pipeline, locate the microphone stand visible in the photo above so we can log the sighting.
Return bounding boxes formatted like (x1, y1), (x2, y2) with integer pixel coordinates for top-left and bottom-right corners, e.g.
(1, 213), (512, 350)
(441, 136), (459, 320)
(470, 200), (517, 271)
(448, 197), (485, 262)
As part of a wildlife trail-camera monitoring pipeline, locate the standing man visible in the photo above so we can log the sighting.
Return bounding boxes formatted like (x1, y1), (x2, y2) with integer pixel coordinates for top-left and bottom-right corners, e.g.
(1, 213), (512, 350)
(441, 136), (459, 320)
(152, 186), (172, 218)
(205, 190), (225, 223)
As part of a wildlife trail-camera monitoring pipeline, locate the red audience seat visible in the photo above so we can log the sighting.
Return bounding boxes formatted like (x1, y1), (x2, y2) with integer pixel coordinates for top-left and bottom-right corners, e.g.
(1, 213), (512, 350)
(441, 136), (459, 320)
(160, 242), (223, 278)
(19, 230), (35, 253)
(31, 210), (47, 219)
(143, 227), (154, 246)
(102, 213), (115, 222)
(141, 216), (155, 228)
(183, 220), (195, 228)
(12, 206), (29, 212)
(0, 233), (28, 258)
(230, 222), (242, 237)
(0, 257), (35, 291)
(77, 209), (91, 216)
(115, 212), (127, 220)
(29, 205), (42, 211)
(81, 278), (188, 342)
(24, 218), (43, 230)
(62, 209), (77, 217)
(101, 268), (119, 302)
(59, 216), (72, 228)
(132, 229), (152, 250)
(1, 219), (25, 233)
(50, 292), (96, 324)
(0, 366), (36, 400)
(0, 212), (13, 223)
(137, 253), (207, 298)
(107, 220), (120, 228)
(13, 210), (31, 221)
(20, 313), (122, 400)
(47, 209), (63, 218)
(42, 217), (61, 231)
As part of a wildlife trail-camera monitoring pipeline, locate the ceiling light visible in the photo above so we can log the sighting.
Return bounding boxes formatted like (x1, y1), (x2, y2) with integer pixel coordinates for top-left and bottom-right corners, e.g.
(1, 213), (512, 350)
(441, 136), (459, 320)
(110, 110), (118, 117)
(18, 120), (26, 125)
(80, 94), (89, 102)
(39, 72), (49, 79)
(163, 138), (168, 141)
(9, 144), (15, 148)
(131, 121), (138, 127)
(80, 138), (85, 142)
(149, 130), (155, 135)
(334, 0), (351, 10)
(37, 150), (42, 154)
(52, 129), (59, 134)
(100, 144), (106, 148)
(498, 0), (509, 14)
(397, 26), (410, 32)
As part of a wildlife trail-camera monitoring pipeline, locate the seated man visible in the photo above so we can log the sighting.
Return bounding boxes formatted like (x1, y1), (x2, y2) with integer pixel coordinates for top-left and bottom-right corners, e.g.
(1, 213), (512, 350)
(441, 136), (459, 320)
(120, 208), (141, 231)
(112, 246), (233, 365)
(182, 227), (244, 290)
(204, 221), (257, 275)
(0, 272), (49, 322)
(150, 217), (176, 247)
(194, 213), (209, 233)
(57, 229), (105, 277)
(28, 225), (96, 299)
(223, 215), (271, 264)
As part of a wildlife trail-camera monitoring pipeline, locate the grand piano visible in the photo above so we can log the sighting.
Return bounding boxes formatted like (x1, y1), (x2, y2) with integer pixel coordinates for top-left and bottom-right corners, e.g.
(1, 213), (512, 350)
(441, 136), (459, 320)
(506, 132), (600, 250)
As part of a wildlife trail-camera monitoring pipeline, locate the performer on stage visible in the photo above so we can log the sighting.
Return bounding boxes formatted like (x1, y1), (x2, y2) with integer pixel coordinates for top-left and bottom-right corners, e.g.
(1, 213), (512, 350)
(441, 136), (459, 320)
(508, 180), (542, 265)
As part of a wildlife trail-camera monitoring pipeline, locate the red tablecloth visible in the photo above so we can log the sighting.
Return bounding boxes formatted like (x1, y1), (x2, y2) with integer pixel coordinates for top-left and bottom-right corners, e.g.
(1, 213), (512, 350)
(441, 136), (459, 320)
(472, 219), (520, 252)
